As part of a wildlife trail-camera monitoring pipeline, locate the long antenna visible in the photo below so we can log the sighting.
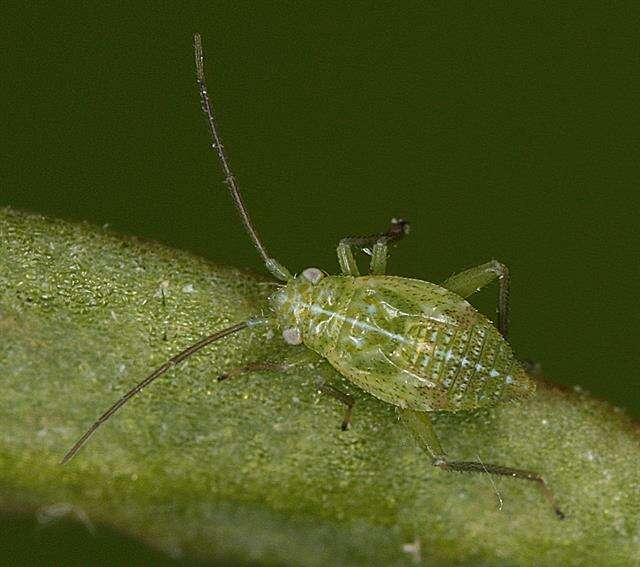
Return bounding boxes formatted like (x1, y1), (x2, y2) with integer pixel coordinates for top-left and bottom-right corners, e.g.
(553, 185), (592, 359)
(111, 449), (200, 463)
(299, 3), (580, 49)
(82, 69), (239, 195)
(61, 321), (249, 464)
(194, 33), (291, 282)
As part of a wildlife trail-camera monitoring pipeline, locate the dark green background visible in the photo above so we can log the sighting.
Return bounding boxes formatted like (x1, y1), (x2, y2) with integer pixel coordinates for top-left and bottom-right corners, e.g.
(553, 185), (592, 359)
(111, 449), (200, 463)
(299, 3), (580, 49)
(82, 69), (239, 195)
(2, 3), (638, 564)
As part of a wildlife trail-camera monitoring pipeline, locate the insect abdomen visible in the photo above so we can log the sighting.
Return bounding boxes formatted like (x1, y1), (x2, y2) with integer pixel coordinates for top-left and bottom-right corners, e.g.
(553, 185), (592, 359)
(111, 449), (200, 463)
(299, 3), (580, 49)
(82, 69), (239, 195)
(310, 276), (534, 413)
(395, 319), (532, 410)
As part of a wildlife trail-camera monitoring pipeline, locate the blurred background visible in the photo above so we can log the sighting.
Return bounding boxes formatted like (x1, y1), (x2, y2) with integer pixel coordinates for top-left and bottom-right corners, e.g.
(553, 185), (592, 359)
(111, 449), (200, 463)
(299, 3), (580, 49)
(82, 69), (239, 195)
(2, 3), (638, 563)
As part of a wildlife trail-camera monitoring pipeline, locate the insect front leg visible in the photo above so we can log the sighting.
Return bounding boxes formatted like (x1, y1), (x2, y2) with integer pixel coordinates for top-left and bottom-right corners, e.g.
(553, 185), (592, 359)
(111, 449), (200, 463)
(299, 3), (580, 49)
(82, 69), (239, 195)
(336, 241), (360, 276)
(336, 218), (410, 276)
(442, 260), (510, 338)
(399, 409), (564, 519)
(217, 350), (356, 430)
(216, 346), (319, 382)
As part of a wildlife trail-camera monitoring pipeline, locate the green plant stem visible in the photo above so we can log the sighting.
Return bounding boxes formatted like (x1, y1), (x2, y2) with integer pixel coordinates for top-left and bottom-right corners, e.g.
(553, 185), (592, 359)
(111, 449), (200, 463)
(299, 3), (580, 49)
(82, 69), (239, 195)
(1, 208), (638, 566)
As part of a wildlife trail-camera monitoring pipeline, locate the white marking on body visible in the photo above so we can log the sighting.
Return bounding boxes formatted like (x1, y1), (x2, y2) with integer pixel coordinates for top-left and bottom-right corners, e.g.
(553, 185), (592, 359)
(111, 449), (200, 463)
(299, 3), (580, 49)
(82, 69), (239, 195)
(406, 369), (436, 388)
(420, 304), (456, 325)
(475, 363), (484, 372)
(309, 304), (411, 344)
(490, 369), (500, 378)
(380, 351), (435, 387)
(380, 302), (399, 318)
(291, 291), (306, 321)
(272, 290), (287, 309)
(505, 375), (514, 384)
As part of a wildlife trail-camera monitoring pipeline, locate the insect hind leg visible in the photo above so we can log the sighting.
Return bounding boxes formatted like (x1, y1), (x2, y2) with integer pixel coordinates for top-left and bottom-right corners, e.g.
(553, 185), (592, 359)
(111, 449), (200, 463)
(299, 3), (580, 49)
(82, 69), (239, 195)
(337, 218), (410, 276)
(442, 260), (510, 339)
(400, 408), (564, 519)
(435, 459), (564, 519)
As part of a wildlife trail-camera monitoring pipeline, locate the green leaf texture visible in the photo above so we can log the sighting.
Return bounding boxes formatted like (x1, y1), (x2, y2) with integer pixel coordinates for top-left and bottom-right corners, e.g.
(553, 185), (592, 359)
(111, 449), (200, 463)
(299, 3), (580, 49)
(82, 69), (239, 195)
(1, 208), (638, 566)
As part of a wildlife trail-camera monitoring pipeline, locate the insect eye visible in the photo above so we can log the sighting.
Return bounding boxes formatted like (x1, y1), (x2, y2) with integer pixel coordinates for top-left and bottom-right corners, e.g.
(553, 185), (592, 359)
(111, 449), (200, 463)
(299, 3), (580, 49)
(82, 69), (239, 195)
(301, 267), (324, 284)
(282, 327), (303, 345)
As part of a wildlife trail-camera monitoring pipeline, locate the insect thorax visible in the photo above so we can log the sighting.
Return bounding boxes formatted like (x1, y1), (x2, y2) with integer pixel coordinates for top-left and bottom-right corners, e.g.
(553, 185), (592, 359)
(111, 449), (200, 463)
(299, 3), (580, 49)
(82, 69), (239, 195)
(268, 272), (355, 350)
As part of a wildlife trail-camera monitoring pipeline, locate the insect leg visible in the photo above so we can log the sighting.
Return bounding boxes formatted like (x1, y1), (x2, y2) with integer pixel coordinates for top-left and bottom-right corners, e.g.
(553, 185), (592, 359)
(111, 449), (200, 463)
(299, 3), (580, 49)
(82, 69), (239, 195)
(442, 260), (510, 339)
(337, 241), (360, 276)
(398, 407), (446, 460)
(317, 383), (356, 430)
(435, 459), (564, 519)
(216, 346), (319, 382)
(218, 351), (357, 430)
(336, 218), (410, 276)
(400, 409), (564, 518)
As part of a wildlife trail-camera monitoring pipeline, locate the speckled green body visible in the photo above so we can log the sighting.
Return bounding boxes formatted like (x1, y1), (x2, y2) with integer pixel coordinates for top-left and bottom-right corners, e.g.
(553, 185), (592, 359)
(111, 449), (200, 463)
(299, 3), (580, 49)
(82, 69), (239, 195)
(271, 274), (534, 413)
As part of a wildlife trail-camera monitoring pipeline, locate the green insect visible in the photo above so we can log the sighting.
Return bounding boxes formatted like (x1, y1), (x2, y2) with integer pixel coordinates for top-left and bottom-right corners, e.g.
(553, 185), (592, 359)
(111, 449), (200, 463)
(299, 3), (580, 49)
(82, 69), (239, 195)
(62, 34), (563, 519)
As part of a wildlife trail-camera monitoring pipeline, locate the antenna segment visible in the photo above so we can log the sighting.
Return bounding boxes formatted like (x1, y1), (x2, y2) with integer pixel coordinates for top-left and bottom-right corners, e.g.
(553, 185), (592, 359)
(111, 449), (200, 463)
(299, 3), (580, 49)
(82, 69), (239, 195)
(61, 321), (250, 464)
(194, 33), (291, 282)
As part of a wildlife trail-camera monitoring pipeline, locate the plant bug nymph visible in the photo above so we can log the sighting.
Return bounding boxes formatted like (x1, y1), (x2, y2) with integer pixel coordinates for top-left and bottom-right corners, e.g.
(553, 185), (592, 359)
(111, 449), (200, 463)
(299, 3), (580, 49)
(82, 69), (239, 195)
(62, 33), (564, 519)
